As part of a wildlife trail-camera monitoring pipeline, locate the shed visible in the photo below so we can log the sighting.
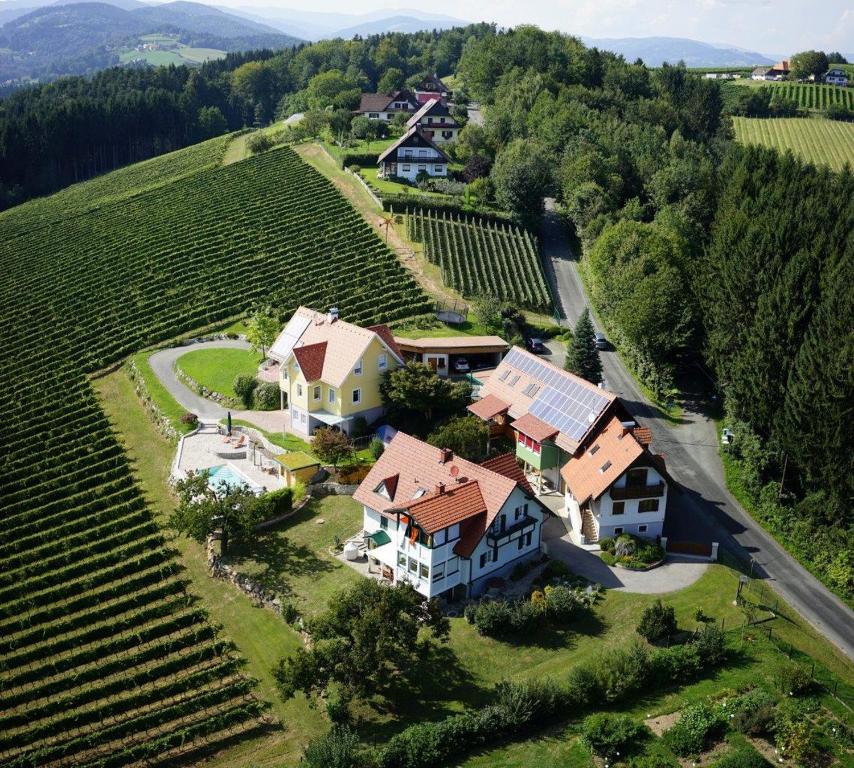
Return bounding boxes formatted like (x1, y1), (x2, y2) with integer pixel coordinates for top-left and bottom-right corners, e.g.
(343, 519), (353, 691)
(273, 451), (320, 487)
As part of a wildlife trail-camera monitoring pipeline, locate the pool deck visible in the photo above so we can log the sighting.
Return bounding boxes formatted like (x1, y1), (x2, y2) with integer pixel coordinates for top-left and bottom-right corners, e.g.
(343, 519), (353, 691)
(175, 424), (285, 493)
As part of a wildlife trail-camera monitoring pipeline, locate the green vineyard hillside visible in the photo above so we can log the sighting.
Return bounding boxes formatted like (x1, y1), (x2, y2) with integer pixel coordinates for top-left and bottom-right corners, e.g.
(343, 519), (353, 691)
(732, 116), (854, 172)
(406, 209), (551, 311)
(0, 141), (430, 767)
(726, 80), (854, 111)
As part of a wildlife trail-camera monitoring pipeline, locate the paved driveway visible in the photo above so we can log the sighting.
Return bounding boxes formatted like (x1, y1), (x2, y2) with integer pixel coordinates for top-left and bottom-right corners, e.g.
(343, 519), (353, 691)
(538, 199), (854, 657)
(148, 339), (288, 432)
(542, 517), (708, 594)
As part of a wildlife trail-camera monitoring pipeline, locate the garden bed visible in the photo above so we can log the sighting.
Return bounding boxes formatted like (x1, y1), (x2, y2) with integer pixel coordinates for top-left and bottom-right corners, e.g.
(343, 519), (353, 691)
(600, 533), (666, 570)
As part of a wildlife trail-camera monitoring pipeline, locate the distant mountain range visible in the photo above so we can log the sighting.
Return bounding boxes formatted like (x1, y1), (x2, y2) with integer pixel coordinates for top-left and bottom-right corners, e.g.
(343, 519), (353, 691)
(221, 6), (469, 41)
(0, 0), (301, 82)
(581, 36), (775, 67)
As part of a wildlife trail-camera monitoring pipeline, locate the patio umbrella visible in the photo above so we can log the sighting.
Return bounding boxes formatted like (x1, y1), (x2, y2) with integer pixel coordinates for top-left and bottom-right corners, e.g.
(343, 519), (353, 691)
(227, 411), (232, 436)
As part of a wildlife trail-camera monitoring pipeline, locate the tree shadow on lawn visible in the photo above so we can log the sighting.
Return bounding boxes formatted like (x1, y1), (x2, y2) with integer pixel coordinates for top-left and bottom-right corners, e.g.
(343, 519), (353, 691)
(357, 642), (488, 743)
(225, 533), (337, 596)
(491, 610), (608, 651)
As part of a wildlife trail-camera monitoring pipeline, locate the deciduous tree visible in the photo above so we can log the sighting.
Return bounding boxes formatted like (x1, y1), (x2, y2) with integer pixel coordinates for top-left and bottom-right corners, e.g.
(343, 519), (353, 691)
(246, 308), (279, 360)
(427, 415), (489, 461)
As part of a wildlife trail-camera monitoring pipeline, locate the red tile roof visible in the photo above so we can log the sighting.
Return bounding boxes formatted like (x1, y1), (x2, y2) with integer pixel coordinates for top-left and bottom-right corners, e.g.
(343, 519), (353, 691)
(381, 473), (399, 499)
(292, 341), (327, 382)
(480, 453), (534, 496)
(405, 481), (486, 534)
(560, 416), (644, 504)
(511, 412), (559, 442)
(467, 394), (510, 420)
(367, 323), (402, 361)
(631, 426), (653, 446)
(354, 432), (530, 555)
(455, 514), (487, 558)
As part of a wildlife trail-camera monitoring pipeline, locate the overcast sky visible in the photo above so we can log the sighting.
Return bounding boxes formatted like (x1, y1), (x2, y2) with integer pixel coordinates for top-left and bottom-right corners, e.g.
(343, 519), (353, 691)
(226, 0), (853, 55)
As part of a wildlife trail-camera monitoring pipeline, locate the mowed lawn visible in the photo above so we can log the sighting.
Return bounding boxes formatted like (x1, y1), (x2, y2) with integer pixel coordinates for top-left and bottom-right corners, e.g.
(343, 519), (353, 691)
(732, 116), (854, 172)
(176, 346), (261, 398)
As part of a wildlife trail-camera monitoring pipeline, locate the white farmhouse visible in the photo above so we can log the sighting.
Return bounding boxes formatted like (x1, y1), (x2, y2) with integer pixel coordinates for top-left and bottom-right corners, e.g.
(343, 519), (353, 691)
(354, 432), (544, 600)
(825, 68), (850, 87)
(561, 416), (671, 545)
(377, 128), (449, 182)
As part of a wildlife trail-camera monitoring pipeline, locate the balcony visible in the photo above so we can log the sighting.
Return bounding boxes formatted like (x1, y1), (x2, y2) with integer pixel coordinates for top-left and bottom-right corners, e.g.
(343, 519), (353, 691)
(610, 482), (665, 501)
(486, 515), (537, 547)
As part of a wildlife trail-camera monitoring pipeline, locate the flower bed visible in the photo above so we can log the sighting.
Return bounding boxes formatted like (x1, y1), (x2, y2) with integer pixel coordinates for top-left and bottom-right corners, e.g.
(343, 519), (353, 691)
(600, 533), (665, 570)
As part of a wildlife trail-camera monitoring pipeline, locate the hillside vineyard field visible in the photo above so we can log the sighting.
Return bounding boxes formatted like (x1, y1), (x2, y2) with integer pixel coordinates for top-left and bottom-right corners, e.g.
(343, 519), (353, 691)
(731, 116), (854, 172)
(0, 139), (430, 767)
(406, 209), (551, 310)
(728, 80), (854, 110)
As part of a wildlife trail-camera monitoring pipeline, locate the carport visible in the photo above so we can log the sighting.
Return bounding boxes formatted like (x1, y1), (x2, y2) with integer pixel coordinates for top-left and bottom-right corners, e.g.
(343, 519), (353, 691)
(394, 335), (509, 377)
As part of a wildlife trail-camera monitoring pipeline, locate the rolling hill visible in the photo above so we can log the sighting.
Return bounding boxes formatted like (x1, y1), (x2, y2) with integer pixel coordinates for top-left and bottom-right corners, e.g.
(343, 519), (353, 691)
(0, 0), (302, 82)
(582, 35), (774, 67)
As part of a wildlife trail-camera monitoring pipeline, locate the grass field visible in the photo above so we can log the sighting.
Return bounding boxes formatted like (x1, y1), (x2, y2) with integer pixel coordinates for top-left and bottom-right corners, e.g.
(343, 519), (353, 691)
(119, 35), (226, 66)
(731, 116), (854, 171)
(176, 347), (261, 398)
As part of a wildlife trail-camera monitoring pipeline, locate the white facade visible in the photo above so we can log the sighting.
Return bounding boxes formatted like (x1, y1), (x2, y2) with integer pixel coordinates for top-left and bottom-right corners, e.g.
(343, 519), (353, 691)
(362, 486), (542, 599)
(565, 464), (668, 545)
(825, 69), (849, 86)
(381, 144), (448, 181)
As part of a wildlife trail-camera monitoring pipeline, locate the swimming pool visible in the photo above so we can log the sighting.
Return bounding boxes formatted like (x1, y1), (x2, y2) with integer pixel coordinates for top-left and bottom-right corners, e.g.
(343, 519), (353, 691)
(207, 463), (262, 494)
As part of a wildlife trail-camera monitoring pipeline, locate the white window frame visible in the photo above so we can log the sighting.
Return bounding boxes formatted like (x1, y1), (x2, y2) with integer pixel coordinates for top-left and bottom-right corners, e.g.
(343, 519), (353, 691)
(328, 388), (336, 405)
(445, 556), (459, 576)
(432, 562), (445, 582)
(614, 527), (624, 535)
(638, 524), (648, 533)
(352, 388), (361, 405)
(354, 358), (362, 376)
(297, 383), (303, 397)
(378, 353), (387, 370)
(313, 385), (321, 401)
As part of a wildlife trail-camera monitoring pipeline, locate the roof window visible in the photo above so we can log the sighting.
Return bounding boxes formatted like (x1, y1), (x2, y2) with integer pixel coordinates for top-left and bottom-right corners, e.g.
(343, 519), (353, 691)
(600, 460), (612, 473)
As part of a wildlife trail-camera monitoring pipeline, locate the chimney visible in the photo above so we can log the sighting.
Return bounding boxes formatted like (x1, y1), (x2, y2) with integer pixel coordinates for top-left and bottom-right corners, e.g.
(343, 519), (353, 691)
(439, 448), (453, 464)
(328, 307), (339, 323)
(436, 482), (445, 495)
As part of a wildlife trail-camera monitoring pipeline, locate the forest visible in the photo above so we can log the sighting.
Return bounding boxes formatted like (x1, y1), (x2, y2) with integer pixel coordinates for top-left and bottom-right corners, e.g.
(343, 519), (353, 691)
(1, 23), (851, 597)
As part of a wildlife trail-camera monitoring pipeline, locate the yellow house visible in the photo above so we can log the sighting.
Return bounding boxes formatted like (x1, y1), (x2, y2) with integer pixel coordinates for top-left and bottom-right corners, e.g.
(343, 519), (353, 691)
(268, 307), (405, 438)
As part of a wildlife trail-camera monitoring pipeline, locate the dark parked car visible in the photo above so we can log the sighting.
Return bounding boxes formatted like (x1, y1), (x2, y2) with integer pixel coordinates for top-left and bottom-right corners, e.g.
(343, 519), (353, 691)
(594, 332), (608, 350)
(525, 337), (547, 354)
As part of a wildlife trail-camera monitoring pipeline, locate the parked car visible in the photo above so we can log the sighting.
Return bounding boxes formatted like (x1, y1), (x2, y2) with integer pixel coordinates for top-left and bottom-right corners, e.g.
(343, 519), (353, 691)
(721, 427), (734, 446)
(453, 357), (471, 373)
(594, 332), (608, 350)
(525, 337), (547, 354)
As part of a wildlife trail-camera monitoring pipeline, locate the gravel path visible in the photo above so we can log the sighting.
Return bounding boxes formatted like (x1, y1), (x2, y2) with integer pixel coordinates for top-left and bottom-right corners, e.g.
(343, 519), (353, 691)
(149, 340), (288, 432)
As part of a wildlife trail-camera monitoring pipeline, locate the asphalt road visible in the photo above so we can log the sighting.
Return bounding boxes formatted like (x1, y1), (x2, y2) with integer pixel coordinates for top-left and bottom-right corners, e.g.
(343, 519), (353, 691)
(539, 199), (854, 660)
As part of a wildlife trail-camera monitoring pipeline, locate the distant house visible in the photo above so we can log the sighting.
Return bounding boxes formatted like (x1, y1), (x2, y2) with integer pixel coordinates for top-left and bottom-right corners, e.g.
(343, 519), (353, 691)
(354, 431), (544, 600)
(356, 90), (419, 121)
(413, 73), (451, 105)
(377, 128), (448, 181)
(751, 66), (771, 81)
(269, 306), (405, 438)
(561, 416), (671, 545)
(825, 68), (850, 87)
(406, 99), (460, 143)
(765, 60), (790, 80)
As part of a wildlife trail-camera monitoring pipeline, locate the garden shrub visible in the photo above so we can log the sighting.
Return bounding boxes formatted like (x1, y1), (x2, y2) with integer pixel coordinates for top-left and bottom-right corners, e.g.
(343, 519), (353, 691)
(543, 584), (582, 621)
(594, 642), (652, 702)
(564, 664), (601, 707)
(466, 598), (539, 637)
(637, 599), (677, 642)
(253, 381), (280, 410)
(581, 712), (646, 758)
(776, 659), (813, 695)
(626, 754), (679, 768)
(265, 487), (293, 516)
(599, 537), (615, 553)
(233, 374), (258, 408)
(664, 702), (722, 756)
(369, 437), (385, 460)
(350, 416), (369, 439)
(720, 689), (776, 735)
(600, 550), (617, 565)
(539, 558), (572, 581)
(180, 411), (198, 427)
(773, 712), (832, 768)
(711, 744), (772, 767)
(301, 724), (361, 768)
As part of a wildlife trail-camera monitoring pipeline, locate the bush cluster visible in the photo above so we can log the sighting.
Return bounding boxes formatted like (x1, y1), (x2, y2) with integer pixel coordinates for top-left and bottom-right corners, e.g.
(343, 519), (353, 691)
(581, 712), (646, 758)
(463, 585), (585, 637)
(600, 533), (664, 569)
(663, 702), (722, 756)
(376, 625), (727, 768)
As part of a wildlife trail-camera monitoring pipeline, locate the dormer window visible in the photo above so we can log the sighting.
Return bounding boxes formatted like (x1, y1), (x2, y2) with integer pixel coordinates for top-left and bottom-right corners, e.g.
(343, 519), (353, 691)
(590, 444), (600, 455)
(600, 460), (612, 473)
(374, 482), (390, 499)
(354, 358), (362, 376)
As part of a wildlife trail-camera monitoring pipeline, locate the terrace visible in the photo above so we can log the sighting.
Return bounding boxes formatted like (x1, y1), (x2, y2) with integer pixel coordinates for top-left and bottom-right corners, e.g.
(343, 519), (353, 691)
(173, 423), (285, 492)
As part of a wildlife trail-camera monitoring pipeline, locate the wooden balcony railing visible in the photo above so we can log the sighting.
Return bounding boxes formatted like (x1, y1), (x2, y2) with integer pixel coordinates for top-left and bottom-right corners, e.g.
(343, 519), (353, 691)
(610, 482), (665, 501)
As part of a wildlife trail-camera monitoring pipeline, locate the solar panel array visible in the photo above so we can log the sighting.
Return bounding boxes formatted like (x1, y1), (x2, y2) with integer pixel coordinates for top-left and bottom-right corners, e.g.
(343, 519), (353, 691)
(502, 348), (611, 441)
(270, 312), (311, 361)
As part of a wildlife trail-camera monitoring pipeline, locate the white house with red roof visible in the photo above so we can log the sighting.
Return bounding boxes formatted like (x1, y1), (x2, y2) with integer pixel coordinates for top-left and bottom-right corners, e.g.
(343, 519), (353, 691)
(561, 416), (670, 545)
(406, 99), (460, 143)
(377, 127), (449, 181)
(354, 432), (545, 600)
